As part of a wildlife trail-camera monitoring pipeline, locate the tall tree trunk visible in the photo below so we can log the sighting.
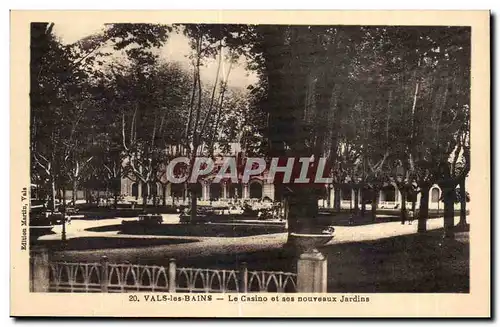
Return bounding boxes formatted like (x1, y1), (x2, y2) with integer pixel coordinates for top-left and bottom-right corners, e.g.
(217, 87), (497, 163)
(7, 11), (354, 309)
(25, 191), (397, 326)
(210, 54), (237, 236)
(182, 183), (187, 203)
(61, 184), (67, 241)
(354, 187), (359, 214)
(72, 178), (77, 206)
(142, 186), (148, 212)
(349, 187), (353, 213)
(360, 187), (366, 216)
(417, 184), (430, 233)
(259, 26), (324, 250)
(400, 187), (407, 224)
(371, 186), (379, 222)
(190, 186), (198, 224)
(283, 197), (289, 221)
(334, 186), (341, 212)
(443, 187), (456, 239)
(459, 177), (467, 227)
(286, 188), (319, 245)
(57, 187), (62, 206)
(105, 186), (109, 207)
(50, 175), (56, 213)
(326, 187), (331, 208)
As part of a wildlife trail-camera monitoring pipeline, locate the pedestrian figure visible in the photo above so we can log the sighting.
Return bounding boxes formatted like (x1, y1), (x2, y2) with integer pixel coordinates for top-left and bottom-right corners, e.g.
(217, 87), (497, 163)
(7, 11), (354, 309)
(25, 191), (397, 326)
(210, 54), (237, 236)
(408, 209), (414, 225)
(348, 211), (354, 225)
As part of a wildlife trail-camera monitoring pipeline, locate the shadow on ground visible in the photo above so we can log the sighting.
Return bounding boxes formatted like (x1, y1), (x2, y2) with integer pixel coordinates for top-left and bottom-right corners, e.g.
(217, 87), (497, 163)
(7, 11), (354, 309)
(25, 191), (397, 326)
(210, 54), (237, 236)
(143, 228), (469, 293)
(32, 237), (197, 251)
(316, 211), (458, 227)
(50, 223), (469, 293)
(322, 229), (469, 293)
(85, 223), (286, 238)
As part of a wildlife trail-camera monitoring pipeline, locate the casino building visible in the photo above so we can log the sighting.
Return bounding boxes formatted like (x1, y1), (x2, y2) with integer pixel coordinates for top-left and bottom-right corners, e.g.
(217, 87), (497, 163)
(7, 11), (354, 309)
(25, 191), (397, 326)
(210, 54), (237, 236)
(120, 143), (276, 204)
(120, 143), (460, 210)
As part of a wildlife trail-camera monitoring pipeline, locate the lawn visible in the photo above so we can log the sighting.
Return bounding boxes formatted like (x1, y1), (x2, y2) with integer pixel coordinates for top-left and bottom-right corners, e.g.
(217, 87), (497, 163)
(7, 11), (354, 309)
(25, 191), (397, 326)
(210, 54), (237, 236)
(85, 222), (286, 237)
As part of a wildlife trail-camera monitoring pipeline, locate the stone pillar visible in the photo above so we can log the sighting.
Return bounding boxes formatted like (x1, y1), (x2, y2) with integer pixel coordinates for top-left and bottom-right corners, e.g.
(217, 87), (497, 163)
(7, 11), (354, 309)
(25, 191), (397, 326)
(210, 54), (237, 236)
(157, 183), (163, 198)
(100, 256), (109, 292)
(243, 184), (249, 199)
(30, 246), (50, 292)
(329, 186), (335, 208)
(168, 259), (177, 293)
(239, 262), (248, 293)
(166, 183), (171, 198)
(358, 188), (362, 209)
(222, 182), (228, 200)
(338, 187), (343, 209)
(397, 188), (404, 208)
(137, 182), (142, 199)
(297, 250), (327, 293)
(263, 183), (275, 201)
(202, 183), (209, 201)
(120, 177), (128, 195)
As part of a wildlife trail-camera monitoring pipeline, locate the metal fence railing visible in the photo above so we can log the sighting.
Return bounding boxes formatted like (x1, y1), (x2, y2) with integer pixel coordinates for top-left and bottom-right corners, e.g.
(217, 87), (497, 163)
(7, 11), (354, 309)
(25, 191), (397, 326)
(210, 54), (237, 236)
(47, 257), (297, 293)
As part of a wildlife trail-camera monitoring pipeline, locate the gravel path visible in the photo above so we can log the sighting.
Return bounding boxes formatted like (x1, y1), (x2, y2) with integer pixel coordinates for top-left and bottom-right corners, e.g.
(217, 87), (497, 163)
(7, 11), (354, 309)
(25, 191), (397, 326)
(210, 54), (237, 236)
(50, 214), (464, 264)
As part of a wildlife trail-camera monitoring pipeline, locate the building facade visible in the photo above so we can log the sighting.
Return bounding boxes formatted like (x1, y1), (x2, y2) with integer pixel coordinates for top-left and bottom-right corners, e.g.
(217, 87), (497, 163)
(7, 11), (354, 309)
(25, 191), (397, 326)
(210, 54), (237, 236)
(120, 143), (464, 209)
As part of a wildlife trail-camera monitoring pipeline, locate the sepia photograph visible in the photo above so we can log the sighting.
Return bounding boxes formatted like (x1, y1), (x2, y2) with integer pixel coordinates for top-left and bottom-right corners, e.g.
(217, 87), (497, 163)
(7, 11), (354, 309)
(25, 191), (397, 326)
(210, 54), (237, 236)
(10, 10), (490, 317)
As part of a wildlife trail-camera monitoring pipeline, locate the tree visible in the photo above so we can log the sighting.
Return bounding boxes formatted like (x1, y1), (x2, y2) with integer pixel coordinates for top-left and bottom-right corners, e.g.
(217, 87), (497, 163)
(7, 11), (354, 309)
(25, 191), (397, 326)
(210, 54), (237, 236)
(111, 57), (192, 209)
(31, 22), (87, 213)
(176, 24), (244, 222)
(31, 23), (174, 212)
(408, 27), (471, 236)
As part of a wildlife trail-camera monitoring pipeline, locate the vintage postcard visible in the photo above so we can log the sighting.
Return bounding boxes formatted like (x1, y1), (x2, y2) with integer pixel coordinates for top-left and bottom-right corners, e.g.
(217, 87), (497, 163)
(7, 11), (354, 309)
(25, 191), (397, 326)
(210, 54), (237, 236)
(10, 10), (490, 317)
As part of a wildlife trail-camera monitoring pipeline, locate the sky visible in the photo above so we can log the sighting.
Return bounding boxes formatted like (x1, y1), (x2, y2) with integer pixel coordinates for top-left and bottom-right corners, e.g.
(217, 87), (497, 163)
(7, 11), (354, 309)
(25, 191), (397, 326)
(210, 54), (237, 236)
(52, 22), (258, 90)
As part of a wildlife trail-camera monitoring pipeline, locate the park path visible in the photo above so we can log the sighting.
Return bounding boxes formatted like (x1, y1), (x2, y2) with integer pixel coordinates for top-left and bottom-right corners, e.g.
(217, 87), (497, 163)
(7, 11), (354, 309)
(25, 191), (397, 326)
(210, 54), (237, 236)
(51, 215), (464, 264)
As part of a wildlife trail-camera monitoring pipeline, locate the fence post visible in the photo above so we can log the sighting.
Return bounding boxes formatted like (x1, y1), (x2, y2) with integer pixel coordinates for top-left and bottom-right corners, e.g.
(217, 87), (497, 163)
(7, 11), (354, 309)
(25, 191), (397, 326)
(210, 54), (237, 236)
(239, 262), (248, 293)
(100, 256), (109, 292)
(297, 250), (327, 293)
(30, 246), (50, 292)
(168, 258), (177, 293)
